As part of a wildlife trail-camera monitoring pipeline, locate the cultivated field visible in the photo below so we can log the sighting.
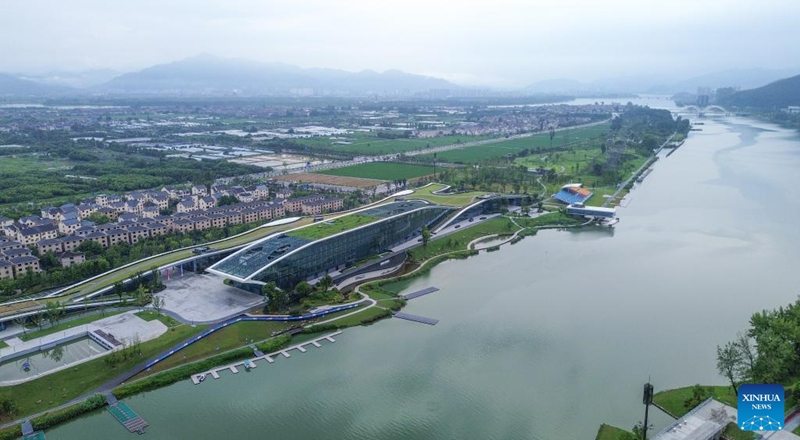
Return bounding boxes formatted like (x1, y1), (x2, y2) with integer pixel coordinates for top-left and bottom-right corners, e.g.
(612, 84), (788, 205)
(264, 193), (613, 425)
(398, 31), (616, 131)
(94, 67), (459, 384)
(274, 172), (383, 188)
(426, 124), (609, 163)
(296, 133), (493, 155)
(315, 162), (435, 181)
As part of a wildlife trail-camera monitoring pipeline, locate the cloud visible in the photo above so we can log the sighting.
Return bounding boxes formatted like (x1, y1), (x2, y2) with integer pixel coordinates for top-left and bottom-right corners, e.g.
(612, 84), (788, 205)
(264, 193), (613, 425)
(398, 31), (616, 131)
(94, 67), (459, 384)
(2, 0), (799, 86)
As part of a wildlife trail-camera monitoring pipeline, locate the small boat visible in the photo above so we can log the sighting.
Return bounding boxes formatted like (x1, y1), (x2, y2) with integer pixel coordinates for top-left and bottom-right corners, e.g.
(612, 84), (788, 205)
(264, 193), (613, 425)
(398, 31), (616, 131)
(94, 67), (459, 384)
(21, 360), (31, 372)
(243, 360), (255, 371)
(197, 373), (206, 383)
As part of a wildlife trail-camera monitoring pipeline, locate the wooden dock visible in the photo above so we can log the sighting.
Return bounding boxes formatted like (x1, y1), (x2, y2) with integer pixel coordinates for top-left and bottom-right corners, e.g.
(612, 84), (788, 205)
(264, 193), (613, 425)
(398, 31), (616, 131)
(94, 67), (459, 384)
(191, 331), (342, 385)
(392, 312), (439, 325)
(401, 286), (440, 300)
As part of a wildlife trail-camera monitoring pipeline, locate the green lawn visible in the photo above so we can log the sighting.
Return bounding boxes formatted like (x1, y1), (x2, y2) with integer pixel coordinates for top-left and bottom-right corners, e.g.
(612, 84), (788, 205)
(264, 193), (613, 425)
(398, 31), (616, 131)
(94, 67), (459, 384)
(298, 133), (493, 155)
(407, 183), (486, 206)
(134, 320), (294, 376)
(19, 310), (127, 342)
(0, 155), (73, 174)
(0, 340), (7, 349)
(724, 423), (758, 440)
(287, 214), (378, 240)
(326, 306), (389, 327)
(316, 162), (435, 181)
(514, 212), (585, 228)
(134, 311), (180, 328)
(652, 385), (737, 418)
(594, 424), (632, 440)
(409, 217), (519, 261)
(0, 323), (204, 423)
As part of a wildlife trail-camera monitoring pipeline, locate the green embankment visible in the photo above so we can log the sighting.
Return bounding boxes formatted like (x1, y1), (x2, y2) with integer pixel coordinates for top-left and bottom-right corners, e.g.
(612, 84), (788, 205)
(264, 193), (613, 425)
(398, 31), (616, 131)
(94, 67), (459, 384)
(652, 385), (737, 418)
(594, 424), (633, 440)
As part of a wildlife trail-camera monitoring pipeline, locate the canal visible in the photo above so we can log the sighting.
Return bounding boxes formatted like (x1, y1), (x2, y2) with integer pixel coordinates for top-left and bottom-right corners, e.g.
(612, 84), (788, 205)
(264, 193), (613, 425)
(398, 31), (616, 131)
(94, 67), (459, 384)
(48, 108), (800, 439)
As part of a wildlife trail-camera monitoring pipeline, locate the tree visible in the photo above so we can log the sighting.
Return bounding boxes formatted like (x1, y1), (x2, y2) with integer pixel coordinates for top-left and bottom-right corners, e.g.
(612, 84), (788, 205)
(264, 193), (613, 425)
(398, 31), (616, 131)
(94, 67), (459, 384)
(113, 282), (124, 302)
(294, 281), (313, 299)
(45, 301), (65, 327)
(151, 295), (165, 315)
(0, 397), (15, 417)
(76, 240), (104, 257)
(86, 212), (111, 224)
(421, 226), (431, 247)
(262, 282), (285, 313)
(134, 285), (149, 311)
(217, 195), (240, 207)
(716, 341), (742, 395)
(317, 275), (334, 292)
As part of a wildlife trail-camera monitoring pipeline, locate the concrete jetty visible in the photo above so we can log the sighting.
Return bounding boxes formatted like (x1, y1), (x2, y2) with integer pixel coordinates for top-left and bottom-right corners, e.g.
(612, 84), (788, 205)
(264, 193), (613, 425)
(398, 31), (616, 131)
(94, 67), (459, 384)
(192, 331), (343, 385)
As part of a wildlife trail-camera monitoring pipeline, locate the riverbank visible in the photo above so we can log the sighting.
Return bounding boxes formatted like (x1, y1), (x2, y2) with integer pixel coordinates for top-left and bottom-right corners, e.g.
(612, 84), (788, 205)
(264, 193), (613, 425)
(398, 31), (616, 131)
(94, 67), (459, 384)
(0, 210), (595, 436)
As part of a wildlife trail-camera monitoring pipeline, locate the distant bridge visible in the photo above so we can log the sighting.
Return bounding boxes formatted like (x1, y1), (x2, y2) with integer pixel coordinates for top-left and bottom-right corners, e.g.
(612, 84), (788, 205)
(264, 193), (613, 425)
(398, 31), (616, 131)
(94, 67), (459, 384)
(677, 105), (729, 115)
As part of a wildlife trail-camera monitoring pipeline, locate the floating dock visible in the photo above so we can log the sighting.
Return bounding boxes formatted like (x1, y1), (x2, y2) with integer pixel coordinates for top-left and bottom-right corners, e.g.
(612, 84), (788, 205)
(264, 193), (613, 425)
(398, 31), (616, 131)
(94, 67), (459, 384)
(401, 287), (440, 300)
(636, 168), (654, 183)
(191, 331), (342, 385)
(392, 312), (439, 325)
(20, 420), (46, 440)
(107, 401), (148, 434)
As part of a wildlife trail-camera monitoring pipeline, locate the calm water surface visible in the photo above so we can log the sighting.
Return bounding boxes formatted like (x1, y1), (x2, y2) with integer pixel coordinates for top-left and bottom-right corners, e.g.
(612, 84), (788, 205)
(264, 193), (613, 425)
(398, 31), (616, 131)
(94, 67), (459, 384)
(49, 112), (800, 439)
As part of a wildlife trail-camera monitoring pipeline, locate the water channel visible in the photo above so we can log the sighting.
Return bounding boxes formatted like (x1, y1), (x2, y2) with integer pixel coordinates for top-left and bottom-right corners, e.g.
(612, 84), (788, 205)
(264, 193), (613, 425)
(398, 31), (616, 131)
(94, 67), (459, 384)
(48, 104), (800, 439)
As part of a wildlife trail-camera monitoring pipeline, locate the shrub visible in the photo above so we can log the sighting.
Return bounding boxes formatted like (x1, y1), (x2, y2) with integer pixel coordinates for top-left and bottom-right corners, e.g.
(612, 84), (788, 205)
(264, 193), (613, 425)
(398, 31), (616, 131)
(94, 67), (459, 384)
(32, 394), (106, 430)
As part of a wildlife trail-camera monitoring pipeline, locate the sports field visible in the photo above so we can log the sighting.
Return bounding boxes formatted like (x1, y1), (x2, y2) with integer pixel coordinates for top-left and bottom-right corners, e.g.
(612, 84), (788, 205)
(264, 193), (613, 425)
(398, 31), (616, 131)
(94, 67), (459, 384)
(315, 162), (435, 181)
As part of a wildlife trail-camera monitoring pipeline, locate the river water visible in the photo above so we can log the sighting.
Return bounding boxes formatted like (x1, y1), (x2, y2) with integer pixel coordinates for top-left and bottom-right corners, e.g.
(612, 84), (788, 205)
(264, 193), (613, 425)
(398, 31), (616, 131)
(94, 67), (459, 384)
(49, 105), (800, 439)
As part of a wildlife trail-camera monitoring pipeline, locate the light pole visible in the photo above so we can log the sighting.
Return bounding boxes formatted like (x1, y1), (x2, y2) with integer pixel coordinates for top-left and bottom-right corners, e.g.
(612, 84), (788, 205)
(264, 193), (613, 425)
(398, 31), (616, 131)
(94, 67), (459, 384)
(643, 382), (654, 440)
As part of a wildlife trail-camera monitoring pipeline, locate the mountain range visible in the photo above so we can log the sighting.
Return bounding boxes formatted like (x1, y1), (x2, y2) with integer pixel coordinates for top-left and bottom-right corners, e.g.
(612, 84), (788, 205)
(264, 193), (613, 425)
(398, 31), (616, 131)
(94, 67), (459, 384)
(719, 73), (800, 108)
(0, 55), (798, 100)
(97, 54), (456, 96)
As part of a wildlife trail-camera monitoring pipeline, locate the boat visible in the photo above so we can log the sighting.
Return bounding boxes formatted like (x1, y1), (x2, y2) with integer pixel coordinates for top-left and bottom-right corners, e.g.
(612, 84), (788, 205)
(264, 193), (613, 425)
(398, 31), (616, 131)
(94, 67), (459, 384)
(243, 360), (254, 371)
(197, 373), (206, 383)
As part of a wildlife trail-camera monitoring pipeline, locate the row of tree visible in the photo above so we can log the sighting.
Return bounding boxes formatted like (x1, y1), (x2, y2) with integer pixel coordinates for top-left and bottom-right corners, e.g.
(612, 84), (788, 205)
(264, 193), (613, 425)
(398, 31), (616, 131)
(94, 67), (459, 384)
(716, 296), (800, 394)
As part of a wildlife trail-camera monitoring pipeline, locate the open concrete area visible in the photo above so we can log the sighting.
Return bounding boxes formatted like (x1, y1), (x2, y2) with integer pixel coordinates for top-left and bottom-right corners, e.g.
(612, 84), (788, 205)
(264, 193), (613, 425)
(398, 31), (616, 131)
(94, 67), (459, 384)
(156, 272), (264, 324)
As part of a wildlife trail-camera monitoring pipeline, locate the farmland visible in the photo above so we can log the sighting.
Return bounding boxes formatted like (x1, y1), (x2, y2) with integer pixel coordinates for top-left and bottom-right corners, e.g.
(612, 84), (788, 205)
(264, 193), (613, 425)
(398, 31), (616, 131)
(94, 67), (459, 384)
(297, 133), (493, 155)
(424, 124), (609, 163)
(315, 162), (435, 181)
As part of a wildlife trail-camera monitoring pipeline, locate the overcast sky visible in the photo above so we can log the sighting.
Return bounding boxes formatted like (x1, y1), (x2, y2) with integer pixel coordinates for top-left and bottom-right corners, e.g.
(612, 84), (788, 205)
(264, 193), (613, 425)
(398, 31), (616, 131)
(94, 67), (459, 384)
(3, 0), (799, 87)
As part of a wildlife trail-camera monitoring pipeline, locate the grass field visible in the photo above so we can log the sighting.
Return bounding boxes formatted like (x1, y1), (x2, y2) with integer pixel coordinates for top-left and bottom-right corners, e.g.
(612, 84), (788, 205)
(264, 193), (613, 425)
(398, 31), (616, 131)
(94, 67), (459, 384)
(409, 217), (518, 261)
(19, 310), (126, 341)
(316, 162), (435, 181)
(594, 424), (632, 440)
(426, 124), (609, 164)
(134, 320), (294, 376)
(298, 133), (493, 155)
(0, 155), (73, 174)
(652, 385), (737, 418)
(0, 322), (204, 423)
(287, 214), (378, 240)
(406, 183), (486, 206)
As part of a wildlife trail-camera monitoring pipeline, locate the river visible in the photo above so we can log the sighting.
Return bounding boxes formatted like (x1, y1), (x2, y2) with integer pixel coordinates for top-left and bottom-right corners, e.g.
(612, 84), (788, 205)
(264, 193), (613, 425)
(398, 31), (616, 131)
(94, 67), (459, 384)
(48, 104), (800, 439)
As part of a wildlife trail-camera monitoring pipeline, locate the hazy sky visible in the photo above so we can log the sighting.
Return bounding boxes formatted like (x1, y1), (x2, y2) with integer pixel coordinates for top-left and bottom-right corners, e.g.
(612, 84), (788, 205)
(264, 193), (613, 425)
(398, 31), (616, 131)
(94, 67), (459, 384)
(3, 0), (800, 87)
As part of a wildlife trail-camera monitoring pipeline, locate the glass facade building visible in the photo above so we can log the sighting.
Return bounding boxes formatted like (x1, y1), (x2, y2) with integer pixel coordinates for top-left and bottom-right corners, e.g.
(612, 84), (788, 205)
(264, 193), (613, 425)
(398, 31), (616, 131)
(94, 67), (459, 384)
(209, 201), (452, 289)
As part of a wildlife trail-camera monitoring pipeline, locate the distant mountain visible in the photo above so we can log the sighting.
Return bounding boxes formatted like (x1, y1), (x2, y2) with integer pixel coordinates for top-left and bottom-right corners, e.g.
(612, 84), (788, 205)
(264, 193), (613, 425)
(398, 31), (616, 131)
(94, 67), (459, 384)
(718, 73), (800, 108)
(17, 69), (121, 89)
(667, 68), (799, 94)
(0, 73), (71, 96)
(524, 78), (586, 94)
(98, 54), (456, 96)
